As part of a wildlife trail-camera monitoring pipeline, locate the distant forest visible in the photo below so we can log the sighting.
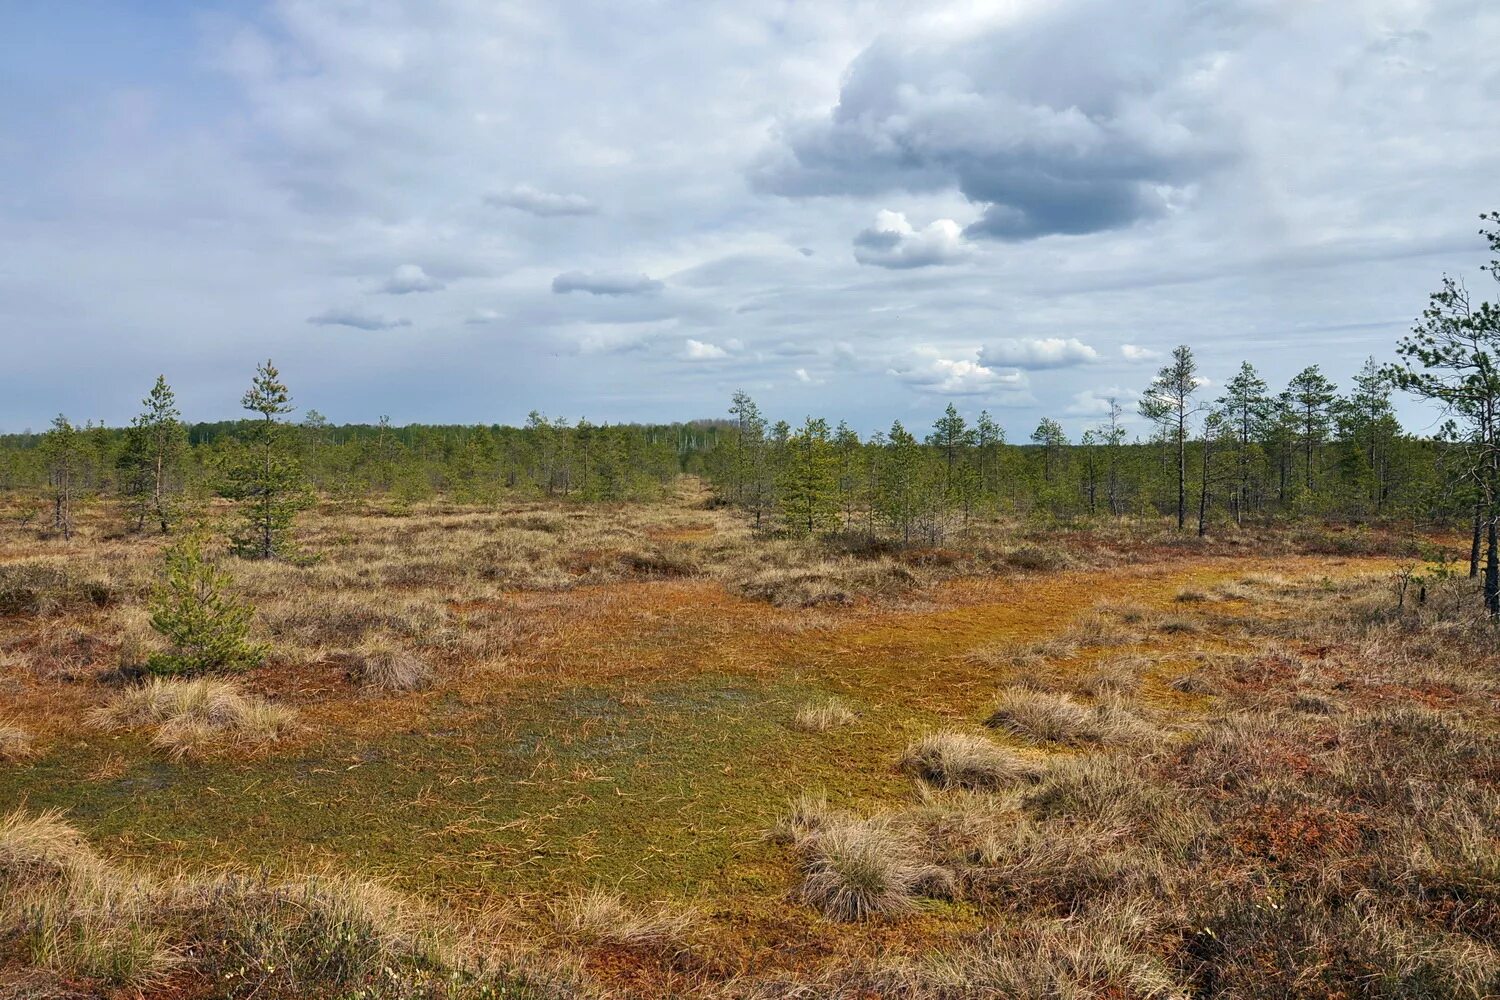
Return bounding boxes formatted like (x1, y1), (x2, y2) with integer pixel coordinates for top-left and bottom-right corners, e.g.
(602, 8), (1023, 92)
(0, 351), (1461, 534)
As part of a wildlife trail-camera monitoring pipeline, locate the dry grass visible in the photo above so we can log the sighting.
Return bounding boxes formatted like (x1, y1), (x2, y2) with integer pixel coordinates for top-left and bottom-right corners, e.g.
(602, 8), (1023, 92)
(89, 678), (297, 758)
(791, 698), (857, 732)
(1, 488), (1494, 997)
(0, 809), (106, 888)
(551, 888), (696, 948)
(729, 558), (920, 608)
(898, 730), (1042, 790)
(1070, 655), (1148, 697)
(0, 719), (34, 762)
(339, 635), (436, 691)
(797, 819), (925, 922)
(984, 689), (1155, 747)
(0, 808), (568, 996)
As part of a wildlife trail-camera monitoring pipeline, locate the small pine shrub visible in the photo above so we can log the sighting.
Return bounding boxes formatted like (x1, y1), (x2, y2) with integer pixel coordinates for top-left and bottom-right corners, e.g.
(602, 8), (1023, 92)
(146, 535), (264, 676)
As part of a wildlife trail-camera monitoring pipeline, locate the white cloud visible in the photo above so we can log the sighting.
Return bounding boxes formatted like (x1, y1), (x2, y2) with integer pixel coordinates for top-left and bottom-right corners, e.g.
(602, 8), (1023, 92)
(853, 210), (970, 269)
(684, 338), (728, 360)
(464, 308), (502, 325)
(980, 337), (1101, 370)
(890, 348), (1029, 397)
(1121, 344), (1164, 362)
(552, 271), (664, 296)
(6, 0), (1499, 431)
(794, 367), (825, 384)
(1066, 387), (1140, 417)
(485, 184), (598, 217)
(379, 264), (445, 294)
(308, 307), (412, 331)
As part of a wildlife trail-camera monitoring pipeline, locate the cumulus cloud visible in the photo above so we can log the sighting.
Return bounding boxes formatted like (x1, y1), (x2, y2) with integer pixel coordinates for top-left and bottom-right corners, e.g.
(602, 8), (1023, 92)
(889, 349), (1029, 397)
(486, 184), (598, 217)
(794, 367), (826, 384)
(1067, 387), (1140, 417)
(308, 307), (412, 331)
(853, 210), (970, 269)
(379, 264), (445, 294)
(755, 0), (1245, 240)
(683, 338), (728, 360)
(1121, 344), (1163, 362)
(979, 337), (1100, 370)
(552, 271), (664, 296)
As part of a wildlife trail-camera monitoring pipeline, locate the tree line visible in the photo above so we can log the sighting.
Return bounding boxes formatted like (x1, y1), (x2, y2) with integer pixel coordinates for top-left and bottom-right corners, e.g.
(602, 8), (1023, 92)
(5, 213), (1500, 613)
(1, 363), (699, 553)
(703, 354), (1436, 546)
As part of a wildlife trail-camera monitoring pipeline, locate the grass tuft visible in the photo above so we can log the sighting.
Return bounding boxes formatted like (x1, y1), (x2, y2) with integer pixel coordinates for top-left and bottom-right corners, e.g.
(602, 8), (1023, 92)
(985, 689), (1155, 746)
(551, 888), (695, 948)
(0, 718), (36, 762)
(342, 636), (435, 692)
(798, 820), (922, 922)
(91, 678), (297, 758)
(791, 698), (857, 732)
(899, 730), (1043, 790)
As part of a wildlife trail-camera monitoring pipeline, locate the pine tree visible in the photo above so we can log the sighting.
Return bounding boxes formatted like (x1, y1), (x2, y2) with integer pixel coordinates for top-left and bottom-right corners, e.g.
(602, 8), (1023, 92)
(877, 421), (924, 544)
(1287, 365), (1338, 494)
(928, 403), (974, 492)
(1100, 397), (1128, 515)
(1140, 346), (1201, 530)
(41, 414), (81, 540)
(221, 360), (312, 560)
(832, 420), (863, 529)
(778, 417), (839, 536)
(1218, 362), (1268, 524)
(1338, 357), (1398, 512)
(1030, 418), (1066, 483)
(1389, 213), (1500, 614)
(147, 533), (264, 675)
(728, 391), (771, 526)
(120, 375), (187, 534)
(974, 410), (1004, 500)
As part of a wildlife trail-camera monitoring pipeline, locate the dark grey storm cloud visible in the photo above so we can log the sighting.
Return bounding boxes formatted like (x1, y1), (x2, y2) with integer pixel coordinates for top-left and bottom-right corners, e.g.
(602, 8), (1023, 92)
(755, 0), (1246, 241)
(551, 271), (665, 296)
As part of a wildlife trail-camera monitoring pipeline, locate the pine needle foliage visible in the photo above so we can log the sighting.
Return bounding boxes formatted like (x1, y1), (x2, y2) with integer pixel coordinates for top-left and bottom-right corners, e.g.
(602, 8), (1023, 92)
(220, 360), (314, 560)
(146, 534), (264, 676)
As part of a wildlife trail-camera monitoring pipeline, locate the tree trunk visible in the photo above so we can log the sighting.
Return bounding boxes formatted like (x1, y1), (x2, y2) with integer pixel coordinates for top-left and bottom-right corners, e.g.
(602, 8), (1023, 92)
(1176, 411), (1187, 531)
(1487, 516), (1499, 618)
(1198, 440), (1211, 537)
(1471, 499), (1482, 578)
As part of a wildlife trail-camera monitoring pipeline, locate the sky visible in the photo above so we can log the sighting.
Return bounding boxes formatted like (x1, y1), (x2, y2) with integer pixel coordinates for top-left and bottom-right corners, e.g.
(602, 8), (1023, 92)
(2, 0), (1498, 438)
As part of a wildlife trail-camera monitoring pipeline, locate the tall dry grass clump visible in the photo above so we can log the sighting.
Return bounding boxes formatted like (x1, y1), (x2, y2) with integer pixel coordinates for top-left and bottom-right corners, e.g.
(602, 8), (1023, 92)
(0, 717), (35, 761)
(341, 635), (435, 691)
(985, 689), (1156, 747)
(0, 808), (106, 888)
(90, 677), (296, 757)
(899, 730), (1043, 790)
(792, 698), (856, 732)
(798, 819), (924, 922)
(551, 888), (696, 948)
